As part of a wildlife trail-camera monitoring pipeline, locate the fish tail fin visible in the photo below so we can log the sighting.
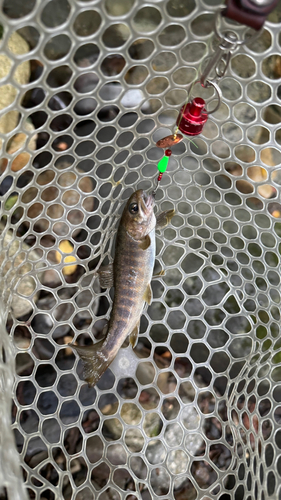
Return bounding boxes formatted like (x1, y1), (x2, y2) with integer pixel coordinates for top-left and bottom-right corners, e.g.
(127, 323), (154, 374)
(69, 339), (112, 387)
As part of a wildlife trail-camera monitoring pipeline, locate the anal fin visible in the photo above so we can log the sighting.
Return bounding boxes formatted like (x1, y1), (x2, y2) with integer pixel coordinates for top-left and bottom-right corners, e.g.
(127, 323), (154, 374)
(97, 263), (114, 288)
(156, 209), (175, 229)
(129, 320), (140, 348)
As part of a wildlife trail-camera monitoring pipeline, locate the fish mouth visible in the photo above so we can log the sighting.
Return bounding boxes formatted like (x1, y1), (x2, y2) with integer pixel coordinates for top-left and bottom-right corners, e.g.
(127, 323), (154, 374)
(140, 190), (154, 214)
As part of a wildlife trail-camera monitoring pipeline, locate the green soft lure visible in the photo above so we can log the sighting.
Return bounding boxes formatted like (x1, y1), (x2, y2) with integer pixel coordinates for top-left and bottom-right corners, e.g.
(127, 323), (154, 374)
(156, 148), (172, 181)
(157, 155), (169, 173)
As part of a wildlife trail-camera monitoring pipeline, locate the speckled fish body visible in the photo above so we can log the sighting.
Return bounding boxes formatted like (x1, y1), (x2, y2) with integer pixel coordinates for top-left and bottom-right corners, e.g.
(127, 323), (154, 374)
(105, 221), (155, 357)
(70, 189), (157, 386)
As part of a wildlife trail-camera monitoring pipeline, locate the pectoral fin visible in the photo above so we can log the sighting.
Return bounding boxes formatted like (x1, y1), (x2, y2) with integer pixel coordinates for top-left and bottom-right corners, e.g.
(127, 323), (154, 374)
(156, 209), (175, 229)
(97, 264), (114, 288)
(129, 321), (140, 348)
(143, 283), (152, 305)
(139, 234), (151, 251)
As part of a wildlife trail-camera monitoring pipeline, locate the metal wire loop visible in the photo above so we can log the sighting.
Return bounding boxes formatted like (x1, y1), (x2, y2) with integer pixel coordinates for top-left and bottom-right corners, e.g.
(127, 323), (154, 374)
(215, 51), (232, 79)
(190, 79), (222, 115)
(203, 79), (222, 115)
(200, 45), (232, 87)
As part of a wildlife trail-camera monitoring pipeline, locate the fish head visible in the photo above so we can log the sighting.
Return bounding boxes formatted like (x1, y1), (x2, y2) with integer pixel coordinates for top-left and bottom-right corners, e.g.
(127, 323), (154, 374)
(122, 189), (156, 240)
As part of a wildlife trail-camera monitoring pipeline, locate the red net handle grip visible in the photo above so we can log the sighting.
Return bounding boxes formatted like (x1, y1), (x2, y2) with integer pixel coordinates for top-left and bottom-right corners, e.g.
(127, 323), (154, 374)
(223, 0), (278, 30)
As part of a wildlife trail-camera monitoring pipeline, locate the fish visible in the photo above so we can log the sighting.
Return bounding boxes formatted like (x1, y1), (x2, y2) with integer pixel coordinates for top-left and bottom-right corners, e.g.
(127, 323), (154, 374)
(69, 189), (174, 387)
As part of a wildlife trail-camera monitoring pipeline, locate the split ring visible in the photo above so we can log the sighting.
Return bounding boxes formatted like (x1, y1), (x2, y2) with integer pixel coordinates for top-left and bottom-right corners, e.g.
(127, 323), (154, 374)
(188, 79), (222, 116)
(203, 79), (222, 115)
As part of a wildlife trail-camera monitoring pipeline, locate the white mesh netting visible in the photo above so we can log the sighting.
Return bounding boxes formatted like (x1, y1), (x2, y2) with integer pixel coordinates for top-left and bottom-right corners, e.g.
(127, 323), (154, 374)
(0, 0), (281, 499)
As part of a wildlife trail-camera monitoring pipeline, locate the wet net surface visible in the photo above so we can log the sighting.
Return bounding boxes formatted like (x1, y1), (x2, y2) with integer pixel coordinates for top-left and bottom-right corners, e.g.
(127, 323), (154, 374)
(0, 0), (281, 499)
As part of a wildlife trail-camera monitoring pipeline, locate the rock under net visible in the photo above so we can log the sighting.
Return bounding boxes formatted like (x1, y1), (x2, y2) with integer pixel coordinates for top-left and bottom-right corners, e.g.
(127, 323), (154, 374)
(0, 0), (281, 499)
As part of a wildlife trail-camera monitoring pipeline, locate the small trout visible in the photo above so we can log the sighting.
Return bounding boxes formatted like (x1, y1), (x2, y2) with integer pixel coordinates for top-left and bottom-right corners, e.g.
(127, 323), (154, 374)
(70, 189), (174, 386)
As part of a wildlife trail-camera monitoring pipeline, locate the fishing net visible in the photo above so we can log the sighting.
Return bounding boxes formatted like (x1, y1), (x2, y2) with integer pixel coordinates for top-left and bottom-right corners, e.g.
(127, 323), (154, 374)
(0, 0), (281, 498)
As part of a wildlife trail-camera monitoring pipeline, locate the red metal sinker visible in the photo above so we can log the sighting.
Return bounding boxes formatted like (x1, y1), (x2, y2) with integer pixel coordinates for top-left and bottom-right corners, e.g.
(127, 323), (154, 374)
(176, 97), (208, 136)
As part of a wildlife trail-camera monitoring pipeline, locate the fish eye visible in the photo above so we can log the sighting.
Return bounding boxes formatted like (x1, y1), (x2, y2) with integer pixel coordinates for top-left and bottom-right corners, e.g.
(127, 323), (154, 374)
(129, 202), (138, 214)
